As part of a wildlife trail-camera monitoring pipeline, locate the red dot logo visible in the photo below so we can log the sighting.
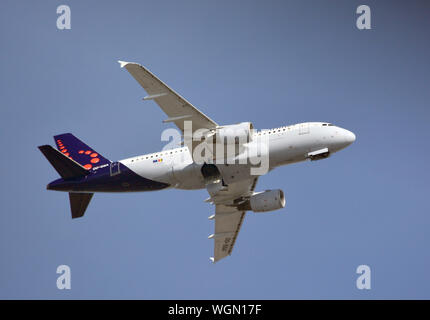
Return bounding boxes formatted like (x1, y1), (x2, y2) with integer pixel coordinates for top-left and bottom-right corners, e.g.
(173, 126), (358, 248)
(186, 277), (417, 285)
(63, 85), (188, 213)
(62, 149), (68, 153)
(78, 150), (84, 154)
(83, 164), (92, 169)
(90, 153), (98, 158)
(90, 158), (100, 164)
(85, 151), (91, 155)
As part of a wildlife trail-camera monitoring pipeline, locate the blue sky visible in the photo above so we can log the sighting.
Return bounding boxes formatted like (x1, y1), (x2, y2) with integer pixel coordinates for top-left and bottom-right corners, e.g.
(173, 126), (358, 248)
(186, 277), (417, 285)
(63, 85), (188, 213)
(1, 0), (429, 299)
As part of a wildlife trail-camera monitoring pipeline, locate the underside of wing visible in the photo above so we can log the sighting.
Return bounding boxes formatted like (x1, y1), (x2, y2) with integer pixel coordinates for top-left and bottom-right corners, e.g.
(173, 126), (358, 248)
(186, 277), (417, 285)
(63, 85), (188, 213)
(206, 175), (259, 205)
(210, 205), (246, 263)
(118, 61), (218, 133)
(208, 177), (259, 263)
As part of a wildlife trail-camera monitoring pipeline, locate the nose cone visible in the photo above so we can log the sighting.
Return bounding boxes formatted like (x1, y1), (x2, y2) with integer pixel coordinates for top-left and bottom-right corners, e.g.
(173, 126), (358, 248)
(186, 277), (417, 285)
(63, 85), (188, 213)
(344, 130), (356, 145)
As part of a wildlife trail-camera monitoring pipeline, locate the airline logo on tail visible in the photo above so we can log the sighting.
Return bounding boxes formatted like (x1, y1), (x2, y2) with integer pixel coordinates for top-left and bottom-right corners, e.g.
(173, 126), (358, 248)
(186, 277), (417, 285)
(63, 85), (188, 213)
(54, 133), (110, 169)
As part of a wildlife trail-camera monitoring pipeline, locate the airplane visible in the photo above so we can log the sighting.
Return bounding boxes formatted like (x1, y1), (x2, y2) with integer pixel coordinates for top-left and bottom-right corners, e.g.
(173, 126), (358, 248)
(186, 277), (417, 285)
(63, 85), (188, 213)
(38, 60), (356, 263)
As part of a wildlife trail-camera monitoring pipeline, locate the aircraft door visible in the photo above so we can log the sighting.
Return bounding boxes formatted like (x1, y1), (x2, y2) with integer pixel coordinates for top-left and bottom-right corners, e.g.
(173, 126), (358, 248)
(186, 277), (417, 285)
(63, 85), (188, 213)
(110, 162), (121, 176)
(299, 123), (310, 135)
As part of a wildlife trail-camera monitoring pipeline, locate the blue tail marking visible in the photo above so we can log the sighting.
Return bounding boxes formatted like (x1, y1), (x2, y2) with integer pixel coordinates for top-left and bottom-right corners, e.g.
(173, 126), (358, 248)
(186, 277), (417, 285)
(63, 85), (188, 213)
(53, 133), (110, 169)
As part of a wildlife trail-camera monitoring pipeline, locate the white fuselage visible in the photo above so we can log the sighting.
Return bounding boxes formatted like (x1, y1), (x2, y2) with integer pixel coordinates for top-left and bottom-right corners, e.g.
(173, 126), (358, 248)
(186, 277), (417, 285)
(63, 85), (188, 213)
(119, 122), (356, 190)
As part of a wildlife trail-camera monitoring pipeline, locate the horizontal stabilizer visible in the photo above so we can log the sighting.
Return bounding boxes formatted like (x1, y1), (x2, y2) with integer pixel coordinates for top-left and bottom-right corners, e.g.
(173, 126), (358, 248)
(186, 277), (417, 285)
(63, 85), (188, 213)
(69, 192), (93, 219)
(38, 145), (89, 179)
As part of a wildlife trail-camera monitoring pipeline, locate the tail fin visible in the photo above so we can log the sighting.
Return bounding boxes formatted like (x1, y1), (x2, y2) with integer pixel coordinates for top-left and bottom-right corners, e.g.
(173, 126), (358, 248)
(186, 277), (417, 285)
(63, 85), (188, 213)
(69, 192), (93, 219)
(38, 145), (89, 179)
(54, 133), (110, 170)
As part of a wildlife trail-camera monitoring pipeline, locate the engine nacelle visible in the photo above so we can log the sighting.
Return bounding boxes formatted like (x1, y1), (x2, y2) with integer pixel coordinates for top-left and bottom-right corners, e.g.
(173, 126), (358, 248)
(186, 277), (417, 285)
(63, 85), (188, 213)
(215, 122), (254, 145)
(238, 189), (286, 213)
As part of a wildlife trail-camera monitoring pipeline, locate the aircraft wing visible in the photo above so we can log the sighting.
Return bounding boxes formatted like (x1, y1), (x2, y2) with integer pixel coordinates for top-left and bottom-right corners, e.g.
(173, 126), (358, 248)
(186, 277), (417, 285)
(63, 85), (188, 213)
(118, 61), (218, 133)
(208, 177), (258, 262)
(211, 204), (246, 262)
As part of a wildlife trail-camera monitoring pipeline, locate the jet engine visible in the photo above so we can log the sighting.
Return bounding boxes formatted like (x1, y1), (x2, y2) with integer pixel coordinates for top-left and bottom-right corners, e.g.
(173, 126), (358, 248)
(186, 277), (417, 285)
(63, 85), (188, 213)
(238, 189), (286, 213)
(215, 122), (254, 145)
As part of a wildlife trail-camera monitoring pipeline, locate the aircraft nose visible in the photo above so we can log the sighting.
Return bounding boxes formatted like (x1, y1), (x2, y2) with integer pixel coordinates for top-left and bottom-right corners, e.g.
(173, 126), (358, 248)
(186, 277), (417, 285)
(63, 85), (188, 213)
(344, 130), (356, 145)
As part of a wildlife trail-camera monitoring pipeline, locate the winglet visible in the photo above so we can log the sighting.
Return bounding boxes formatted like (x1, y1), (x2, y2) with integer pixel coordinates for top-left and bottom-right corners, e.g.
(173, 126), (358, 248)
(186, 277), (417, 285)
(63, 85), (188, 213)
(118, 60), (130, 68)
(209, 257), (215, 263)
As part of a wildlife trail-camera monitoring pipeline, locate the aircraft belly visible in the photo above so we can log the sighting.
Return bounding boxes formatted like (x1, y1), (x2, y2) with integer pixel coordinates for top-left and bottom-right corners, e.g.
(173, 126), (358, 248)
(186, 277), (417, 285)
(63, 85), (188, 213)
(124, 160), (174, 185)
(172, 161), (205, 190)
(122, 154), (205, 190)
(217, 164), (254, 185)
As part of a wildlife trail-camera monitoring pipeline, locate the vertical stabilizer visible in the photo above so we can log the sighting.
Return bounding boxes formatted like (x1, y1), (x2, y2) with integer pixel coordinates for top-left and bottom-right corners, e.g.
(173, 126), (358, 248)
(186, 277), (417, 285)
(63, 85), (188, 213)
(54, 133), (110, 170)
